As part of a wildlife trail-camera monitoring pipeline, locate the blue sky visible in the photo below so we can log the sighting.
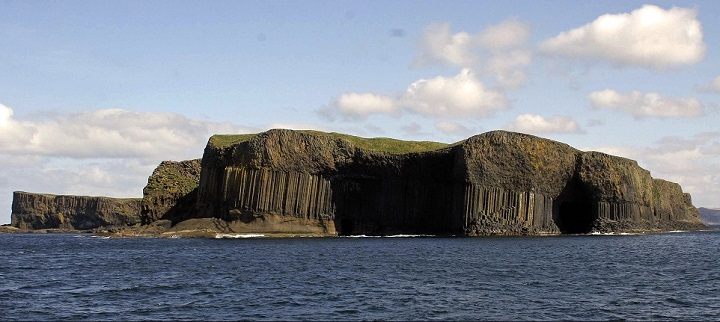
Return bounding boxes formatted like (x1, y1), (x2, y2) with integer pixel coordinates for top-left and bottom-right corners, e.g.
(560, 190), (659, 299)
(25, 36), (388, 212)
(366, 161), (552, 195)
(2, 1), (720, 224)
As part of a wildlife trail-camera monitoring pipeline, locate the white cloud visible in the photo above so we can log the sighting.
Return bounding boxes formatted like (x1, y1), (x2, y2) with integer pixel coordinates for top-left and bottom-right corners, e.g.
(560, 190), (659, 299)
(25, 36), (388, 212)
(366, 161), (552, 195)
(400, 69), (508, 117)
(589, 89), (704, 118)
(476, 19), (531, 50)
(413, 20), (532, 88)
(505, 114), (581, 134)
(435, 121), (474, 136)
(326, 69), (508, 120)
(336, 93), (398, 120)
(539, 4), (705, 68)
(0, 103), (13, 127)
(0, 105), (251, 160)
(413, 23), (479, 67)
(485, 49), (532, 88)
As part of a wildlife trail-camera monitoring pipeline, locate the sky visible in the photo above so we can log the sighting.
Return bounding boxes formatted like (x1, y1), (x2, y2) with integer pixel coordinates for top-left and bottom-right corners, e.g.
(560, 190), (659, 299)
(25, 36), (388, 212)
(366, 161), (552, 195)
(2, 0), (720, 224)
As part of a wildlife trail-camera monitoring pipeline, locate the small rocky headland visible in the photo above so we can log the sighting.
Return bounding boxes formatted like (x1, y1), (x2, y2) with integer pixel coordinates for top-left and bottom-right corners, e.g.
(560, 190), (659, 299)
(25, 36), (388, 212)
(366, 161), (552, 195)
(4, 129), (707, 237)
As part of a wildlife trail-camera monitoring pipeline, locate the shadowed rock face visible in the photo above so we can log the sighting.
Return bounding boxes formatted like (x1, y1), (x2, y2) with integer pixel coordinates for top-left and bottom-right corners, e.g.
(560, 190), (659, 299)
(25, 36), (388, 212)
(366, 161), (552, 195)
(193, 129), (705, 236)
(11, 191), (141, 230)
(141, 159), (202, 225)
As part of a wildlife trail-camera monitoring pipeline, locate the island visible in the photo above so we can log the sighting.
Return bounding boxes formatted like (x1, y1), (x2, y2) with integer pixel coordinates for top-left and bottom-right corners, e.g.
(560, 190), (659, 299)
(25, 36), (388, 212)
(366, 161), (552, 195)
(8, 129), (707, 237)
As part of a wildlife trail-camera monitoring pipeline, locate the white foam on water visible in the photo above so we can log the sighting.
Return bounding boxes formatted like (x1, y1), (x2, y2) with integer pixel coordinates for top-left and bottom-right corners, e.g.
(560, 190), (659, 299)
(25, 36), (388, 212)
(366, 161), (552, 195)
(343, 234), (436, 238)
(385, 234), (436, 238)
(589, 231), (639, 236)
(215, 233), (266, 239)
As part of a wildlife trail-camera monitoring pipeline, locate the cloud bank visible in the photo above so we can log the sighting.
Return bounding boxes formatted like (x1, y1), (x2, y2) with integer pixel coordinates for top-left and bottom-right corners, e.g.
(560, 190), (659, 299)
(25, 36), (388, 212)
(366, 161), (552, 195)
(0, 103), (253, 223)
(0, 104), (250, 160)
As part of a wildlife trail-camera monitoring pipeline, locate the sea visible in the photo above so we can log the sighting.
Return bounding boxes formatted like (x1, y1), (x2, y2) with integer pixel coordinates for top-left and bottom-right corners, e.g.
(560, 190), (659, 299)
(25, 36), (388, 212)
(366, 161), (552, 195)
(1, 230), (719, 321)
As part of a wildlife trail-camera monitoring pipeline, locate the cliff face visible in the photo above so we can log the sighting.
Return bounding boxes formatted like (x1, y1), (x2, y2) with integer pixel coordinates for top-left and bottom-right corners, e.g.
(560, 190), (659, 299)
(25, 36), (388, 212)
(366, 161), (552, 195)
(11, 129), (704, 236)
(11, 191), (142, 230)
(193, 129), (705, 236)
(141, 159), (202, 224)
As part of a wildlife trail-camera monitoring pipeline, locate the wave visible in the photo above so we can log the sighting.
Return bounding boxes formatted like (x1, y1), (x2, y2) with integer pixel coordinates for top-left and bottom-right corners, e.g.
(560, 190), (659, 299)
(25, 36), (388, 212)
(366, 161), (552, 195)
(215, 233), (266, 239)
(344, 234), (437, 238)
(589, 232), (638, 236)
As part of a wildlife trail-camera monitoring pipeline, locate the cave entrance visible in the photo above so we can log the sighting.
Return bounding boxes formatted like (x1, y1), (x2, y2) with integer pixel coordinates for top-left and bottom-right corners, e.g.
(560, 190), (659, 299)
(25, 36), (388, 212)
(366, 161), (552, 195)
(339, 218), (354, 236)
(557, 201), (593, 234)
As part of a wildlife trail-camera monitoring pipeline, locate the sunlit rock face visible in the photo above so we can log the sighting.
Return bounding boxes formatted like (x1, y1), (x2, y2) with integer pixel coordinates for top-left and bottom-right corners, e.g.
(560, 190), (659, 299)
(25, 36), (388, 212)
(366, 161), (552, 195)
(11, 191), (141, 230)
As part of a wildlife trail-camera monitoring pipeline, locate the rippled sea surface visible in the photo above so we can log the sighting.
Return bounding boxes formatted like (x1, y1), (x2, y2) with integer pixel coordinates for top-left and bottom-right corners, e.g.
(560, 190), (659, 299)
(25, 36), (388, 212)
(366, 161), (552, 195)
(1, 231), (719, 321)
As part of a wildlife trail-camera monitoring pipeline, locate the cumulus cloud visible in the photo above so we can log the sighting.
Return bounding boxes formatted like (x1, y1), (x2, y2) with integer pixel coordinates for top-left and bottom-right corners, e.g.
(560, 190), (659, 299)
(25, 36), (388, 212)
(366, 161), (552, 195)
(0, 103), (13, 127)
(325, 69), (508, 121)
(0, 104), (252, 160)
(335, 93), (399, 120)
(413, 19), (532, 88)
(476, 19), (531, 50)
(400, 69), (508, 117)
(484, 49), (532, 88)
(589, 89), (704, 118)
(504, 114), (581, 134)
(539, 4), (705, 68)
(413, 23), (479, 67)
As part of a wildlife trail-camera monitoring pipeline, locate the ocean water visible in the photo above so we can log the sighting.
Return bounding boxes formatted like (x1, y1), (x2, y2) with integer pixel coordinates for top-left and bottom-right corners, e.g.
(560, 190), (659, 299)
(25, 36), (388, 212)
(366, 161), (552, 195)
(1, 231), (719, 321)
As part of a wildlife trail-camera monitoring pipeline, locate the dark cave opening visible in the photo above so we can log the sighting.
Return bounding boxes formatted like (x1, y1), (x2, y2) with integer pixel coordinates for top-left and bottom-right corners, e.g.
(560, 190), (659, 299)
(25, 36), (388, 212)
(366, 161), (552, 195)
(339, 218), (355, 236)
(557, 201), (594, 234)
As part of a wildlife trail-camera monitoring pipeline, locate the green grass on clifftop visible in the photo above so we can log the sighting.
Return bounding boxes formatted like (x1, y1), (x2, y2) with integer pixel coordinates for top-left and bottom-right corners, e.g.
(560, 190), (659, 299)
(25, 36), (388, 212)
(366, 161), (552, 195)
(209, 134), (257, 148)
(316, 131), (450, 154)
(208, 130), (450, 154)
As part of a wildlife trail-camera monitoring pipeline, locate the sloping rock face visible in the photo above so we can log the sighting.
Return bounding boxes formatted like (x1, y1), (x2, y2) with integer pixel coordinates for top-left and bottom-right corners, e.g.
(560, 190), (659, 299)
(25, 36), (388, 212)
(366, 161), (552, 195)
(193, 129), (705, 236)
(11, 191), (141, 230)
(141, 159), (202, 224)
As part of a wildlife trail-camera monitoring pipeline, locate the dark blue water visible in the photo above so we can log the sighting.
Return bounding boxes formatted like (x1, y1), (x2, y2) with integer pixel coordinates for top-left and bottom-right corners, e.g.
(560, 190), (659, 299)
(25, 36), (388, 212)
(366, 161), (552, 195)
(1, 231), (719, 321)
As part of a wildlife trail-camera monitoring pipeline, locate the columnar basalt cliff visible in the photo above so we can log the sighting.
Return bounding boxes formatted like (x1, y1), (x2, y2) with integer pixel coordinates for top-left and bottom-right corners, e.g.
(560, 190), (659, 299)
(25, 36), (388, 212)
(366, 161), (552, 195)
(11, 191), (141, 230)
(10, 129), (706, 236)
(191, 129), (705, 236)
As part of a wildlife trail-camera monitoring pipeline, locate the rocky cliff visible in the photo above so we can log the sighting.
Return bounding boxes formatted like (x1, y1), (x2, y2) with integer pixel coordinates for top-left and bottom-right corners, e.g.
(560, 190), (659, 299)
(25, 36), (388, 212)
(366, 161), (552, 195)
(11, 191), (142, 230)
(188, 129), (705, 236)
(10, 129), (706, 236)
(141, 159), (202, 224)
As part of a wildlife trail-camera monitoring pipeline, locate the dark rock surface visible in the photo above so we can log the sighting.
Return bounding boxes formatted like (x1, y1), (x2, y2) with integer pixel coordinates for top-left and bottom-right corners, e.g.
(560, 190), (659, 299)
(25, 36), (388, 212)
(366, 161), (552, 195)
(9, 129), (706, 236)
(192, 129), (705, 236)
(11, 191), (141, 230)
(141, 159), (202, 224)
